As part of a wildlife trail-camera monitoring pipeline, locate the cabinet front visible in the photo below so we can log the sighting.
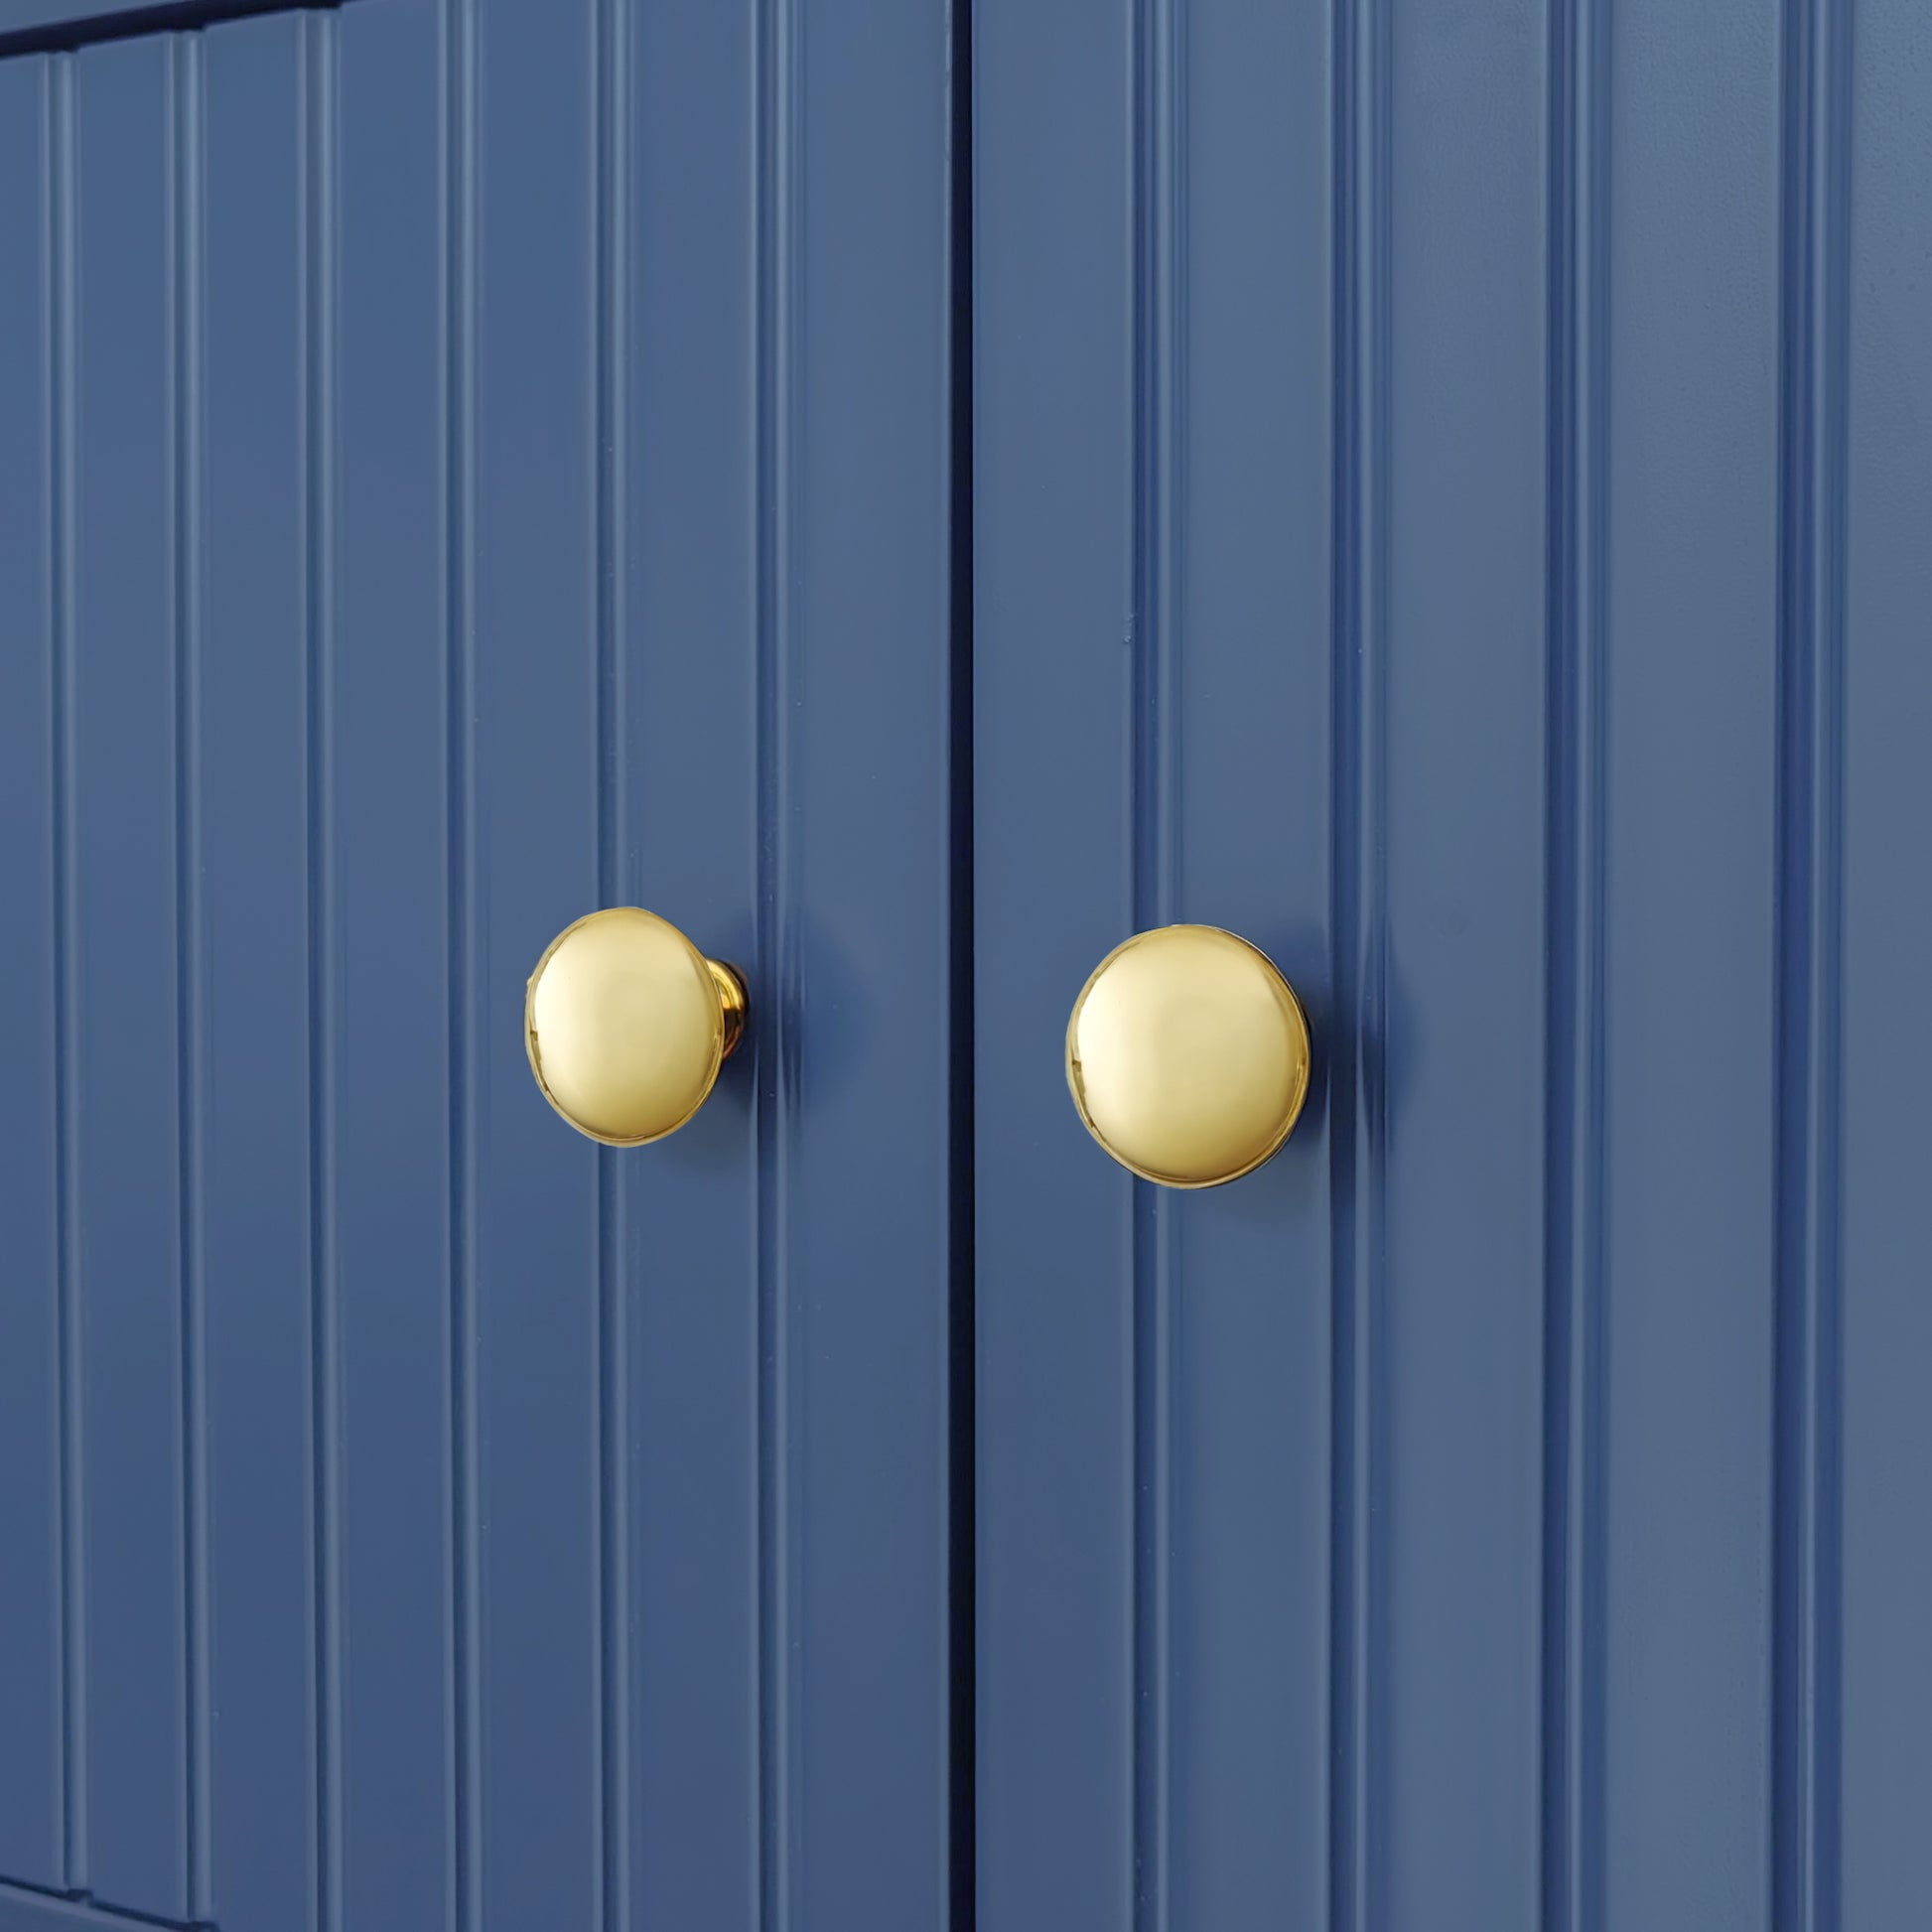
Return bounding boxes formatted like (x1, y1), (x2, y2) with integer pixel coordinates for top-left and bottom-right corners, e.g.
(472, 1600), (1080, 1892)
(5, 2), (1932, 1930)
(974, 2), (1932, 1929)
(0, 3), (953, 1929)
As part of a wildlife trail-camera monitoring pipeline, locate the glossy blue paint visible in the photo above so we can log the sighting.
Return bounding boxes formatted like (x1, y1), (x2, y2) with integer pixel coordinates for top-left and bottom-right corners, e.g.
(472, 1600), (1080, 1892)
(196, 20), (320, 1927)
(330, 8), (454, 1928)
(68, 38), (193, 1911)
(976, 2), (1929, 1930)
(972, 4), (1140, 1924)
(0, 4), (347, 44)
(0, 2), (345, 62)
(1839, 4), (1932, 1926)
(0, 3), (952, 1929)
(1601, 1), (1782, 1920)
(5, 0), (1927, 1926)
(0, 53), (64, 1904)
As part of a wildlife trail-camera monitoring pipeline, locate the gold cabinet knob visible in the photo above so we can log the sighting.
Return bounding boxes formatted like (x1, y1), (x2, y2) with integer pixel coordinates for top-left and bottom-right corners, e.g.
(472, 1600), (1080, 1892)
(1065, 924), (1311, 1188)
(525, 907), (747, 1147)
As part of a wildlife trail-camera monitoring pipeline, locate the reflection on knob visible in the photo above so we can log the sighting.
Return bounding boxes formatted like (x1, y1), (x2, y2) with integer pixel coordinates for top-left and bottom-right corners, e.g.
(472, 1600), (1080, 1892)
(1065, 923), (1311, 1188)
(525, 907), (747, 1147)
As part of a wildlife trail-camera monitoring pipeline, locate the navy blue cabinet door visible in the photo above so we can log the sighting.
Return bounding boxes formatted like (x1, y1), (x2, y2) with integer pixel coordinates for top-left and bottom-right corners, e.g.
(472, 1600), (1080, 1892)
(0, 2), (954, 1928)
(976, 1), (1931, 1929)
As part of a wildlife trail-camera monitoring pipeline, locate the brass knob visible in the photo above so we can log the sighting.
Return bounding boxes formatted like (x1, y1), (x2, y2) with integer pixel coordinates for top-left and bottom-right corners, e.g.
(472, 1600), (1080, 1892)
(1065, 924), (1311, 1188)
(525, 907), (747, 1147)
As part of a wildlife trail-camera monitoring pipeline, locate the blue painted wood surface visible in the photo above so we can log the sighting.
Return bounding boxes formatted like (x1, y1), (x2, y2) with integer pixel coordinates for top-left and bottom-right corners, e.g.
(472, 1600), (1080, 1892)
(0, 52), (65, 1905)
(1839, 3), (1932, 1923)
(0, 3), (345, 62)
(974, 1), (1932, 1929)
(0, 2), (953, 1928)
(4, 0), (1928, 1926)
(68, 38), (194, 1911)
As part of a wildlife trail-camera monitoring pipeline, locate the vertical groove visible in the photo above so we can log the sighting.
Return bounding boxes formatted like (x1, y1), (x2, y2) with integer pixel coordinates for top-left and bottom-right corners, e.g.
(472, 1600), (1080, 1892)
(1327, 0), (1388, 1925)
(169, 31), (212, 1922)
(945, 0), (976, 1922)
(592, 0), (631, 1925)
(1773, 0), (1849, 1923)
(755, 0), (798, 1926)
(303, 17), (344, 1932)
(48, 45), (87, 1896)
(442, 1), (482, 1927)
(1540, 0), (1608, 1924)
(1129, 0), (1178, 1929)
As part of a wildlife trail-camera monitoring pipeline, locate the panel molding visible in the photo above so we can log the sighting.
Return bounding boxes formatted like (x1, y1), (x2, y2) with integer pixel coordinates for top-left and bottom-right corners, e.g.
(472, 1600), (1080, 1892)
(0, 1875), (206, 1932)
(1129, 1), (1178, 1926)
(1540, 0), (1610, 1924)
(752, 0), (800, 1918)
(1771, 0), (1852, 1923)
(0, 3), (345, 65)
(1327, 0), (1390, 1924)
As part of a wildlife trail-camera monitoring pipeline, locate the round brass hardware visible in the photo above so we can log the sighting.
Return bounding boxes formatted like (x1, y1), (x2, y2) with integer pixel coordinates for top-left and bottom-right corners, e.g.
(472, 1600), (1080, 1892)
(1065, 924), (1311, 1188)
(525, 907), (747, 1147)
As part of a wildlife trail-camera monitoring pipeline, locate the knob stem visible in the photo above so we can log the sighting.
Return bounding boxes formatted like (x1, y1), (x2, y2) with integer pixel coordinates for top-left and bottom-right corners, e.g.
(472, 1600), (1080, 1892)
(708, 957), (748, 1060)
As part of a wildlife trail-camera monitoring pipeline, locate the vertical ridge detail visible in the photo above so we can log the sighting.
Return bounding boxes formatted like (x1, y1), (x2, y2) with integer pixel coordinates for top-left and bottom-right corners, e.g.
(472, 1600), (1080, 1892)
(755, 0), (798, 1926)
(592, 0), (631, 1925)
(945, 1), (977, 1922)
(1327, 0), (1389, 1925)
(441, 2), (483, 1927)
(1129, 0), (1179, 1929)
(1540, 0), (1609, 1925)
(1773, 0), (1849, 1924)
(168, 31), (212, 1921)
(303, 17), (345, 1932)
(48, 46), (87, 1896)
